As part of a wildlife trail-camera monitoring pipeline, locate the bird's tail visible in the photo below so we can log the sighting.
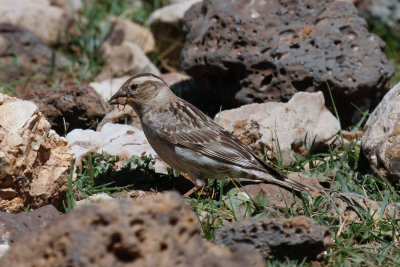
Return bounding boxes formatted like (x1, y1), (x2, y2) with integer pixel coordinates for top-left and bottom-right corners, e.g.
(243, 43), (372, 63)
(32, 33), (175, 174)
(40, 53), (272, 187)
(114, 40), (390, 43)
(255, 173), (312, 193)
(256, 158), (315, 193)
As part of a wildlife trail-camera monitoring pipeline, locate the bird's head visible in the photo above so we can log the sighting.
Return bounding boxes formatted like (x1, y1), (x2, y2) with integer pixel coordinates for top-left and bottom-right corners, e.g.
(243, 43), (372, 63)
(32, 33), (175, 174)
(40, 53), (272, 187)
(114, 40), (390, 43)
(108, 73), (168, 110)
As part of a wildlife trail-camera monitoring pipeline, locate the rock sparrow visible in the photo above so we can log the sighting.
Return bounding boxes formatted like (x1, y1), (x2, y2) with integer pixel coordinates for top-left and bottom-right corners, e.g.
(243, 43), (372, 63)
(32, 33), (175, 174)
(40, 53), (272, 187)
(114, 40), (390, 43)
(109, 73), (312, 193)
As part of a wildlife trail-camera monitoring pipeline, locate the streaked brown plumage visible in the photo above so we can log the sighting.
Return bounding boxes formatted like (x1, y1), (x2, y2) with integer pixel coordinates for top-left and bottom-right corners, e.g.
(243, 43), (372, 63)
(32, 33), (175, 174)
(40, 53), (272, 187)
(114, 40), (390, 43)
(109, 73), (312, 193)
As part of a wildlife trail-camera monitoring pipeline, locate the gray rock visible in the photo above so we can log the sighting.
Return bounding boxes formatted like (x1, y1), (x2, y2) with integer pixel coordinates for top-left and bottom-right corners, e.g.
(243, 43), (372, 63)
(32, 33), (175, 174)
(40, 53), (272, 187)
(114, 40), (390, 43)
(0, 23), (71, 87)
(362, 81), (400, 181)
(214, 216), (331, 260)
(181, 0), (393, 126)
(0, 24), (70, 66)
(0, 193), (264, 267)
(0, 205), (61, 245)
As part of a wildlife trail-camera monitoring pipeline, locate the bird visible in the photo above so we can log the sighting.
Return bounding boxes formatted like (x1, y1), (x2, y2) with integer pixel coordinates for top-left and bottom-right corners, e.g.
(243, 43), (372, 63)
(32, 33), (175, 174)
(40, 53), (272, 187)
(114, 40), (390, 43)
(108, 73), (313, 196)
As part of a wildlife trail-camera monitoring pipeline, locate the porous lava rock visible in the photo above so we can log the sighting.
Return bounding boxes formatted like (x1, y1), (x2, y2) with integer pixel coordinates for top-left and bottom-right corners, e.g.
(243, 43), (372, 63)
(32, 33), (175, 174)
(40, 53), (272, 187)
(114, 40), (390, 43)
(362, 81), (400, 182)
(20, 85), (109, 135)
(0, 94), (74, 212)
(0, 205), (61, 257)
(0, 193), (264, 266)
(0, 205), (61, 245)
(214, 216), (331, 260)
(181, 0), (393, 125)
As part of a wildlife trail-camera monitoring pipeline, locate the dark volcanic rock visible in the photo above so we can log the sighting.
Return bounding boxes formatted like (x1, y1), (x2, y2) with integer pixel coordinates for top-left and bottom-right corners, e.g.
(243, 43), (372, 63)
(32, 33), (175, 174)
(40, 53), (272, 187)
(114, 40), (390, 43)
(0, 205), (61, 245)
(20, 85), (109, 135)
(0, 193), (264, 267)
(181, 0), (393, 124)
(214, 216), (331, 260)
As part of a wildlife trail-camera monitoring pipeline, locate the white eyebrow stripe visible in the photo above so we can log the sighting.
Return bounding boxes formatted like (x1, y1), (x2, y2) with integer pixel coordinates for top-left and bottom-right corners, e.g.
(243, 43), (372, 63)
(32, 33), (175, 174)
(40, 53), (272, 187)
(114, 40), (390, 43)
(133, 76), (163, 85)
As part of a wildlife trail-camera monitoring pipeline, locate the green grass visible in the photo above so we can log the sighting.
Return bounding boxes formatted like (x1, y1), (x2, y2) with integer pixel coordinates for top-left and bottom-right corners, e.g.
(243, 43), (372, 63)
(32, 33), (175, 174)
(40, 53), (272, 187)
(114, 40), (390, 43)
(0, 0), (398, 265)
(62, 32), (400, 263)
(0, 0), (170, 95)
(66, 132), (400, 266)
(61, 0), (134, 82)
(65, 78), (400, 265)
(194, 137), (400, 265)
(64, 152), (180, 204)
(60, 0), (171, 82)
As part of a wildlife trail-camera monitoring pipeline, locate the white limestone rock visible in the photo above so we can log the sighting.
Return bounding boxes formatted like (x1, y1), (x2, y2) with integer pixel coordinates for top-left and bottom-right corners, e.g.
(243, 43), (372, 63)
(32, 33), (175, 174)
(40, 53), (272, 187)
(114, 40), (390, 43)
(0, 94), (73, 212)
(216, 92), (340, 166)
(66, 123), (168, 174)
(362, 81), (400, 181)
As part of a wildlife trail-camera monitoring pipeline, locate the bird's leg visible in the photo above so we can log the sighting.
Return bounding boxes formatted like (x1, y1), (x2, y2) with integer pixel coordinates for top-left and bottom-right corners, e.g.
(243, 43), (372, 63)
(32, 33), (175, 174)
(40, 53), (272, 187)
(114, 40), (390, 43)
(182, 176), (206, 197)
(183, 186), (200, 197)
(183, 183), (207, 197)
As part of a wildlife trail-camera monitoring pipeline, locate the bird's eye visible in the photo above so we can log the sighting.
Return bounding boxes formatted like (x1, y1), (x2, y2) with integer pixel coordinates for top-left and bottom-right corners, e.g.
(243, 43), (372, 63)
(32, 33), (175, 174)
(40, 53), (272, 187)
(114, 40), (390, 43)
(130, 84), (138, 90)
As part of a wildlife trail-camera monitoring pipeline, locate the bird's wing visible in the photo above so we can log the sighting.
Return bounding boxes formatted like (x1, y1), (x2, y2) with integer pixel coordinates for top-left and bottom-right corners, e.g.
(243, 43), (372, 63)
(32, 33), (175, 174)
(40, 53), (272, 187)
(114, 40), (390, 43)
(156, 98), (316, 192)
(157, 99), (274, 174)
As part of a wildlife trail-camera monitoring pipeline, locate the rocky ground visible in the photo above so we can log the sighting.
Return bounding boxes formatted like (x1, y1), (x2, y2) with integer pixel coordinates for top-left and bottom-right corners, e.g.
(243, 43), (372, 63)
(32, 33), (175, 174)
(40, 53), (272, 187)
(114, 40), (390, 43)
(0, 0), (400, 266)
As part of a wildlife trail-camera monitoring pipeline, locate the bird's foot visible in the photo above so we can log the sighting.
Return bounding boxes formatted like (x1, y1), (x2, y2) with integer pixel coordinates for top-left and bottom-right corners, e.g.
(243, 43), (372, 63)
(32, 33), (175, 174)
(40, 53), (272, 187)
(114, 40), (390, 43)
(183, 186), (200, 197)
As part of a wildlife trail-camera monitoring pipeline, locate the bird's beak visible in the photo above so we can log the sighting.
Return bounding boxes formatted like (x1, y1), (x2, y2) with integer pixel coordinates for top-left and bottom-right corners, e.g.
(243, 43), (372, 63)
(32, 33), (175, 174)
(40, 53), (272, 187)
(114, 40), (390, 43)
(108, 89), (130, 105)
